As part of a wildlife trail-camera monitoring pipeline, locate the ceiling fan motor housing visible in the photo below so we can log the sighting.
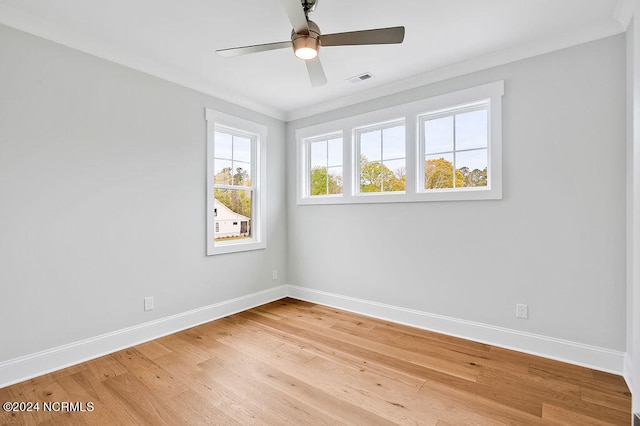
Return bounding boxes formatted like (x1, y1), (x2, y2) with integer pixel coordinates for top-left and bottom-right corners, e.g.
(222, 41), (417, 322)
(216, 0), (404, 85)
(291, 20), (321, 57)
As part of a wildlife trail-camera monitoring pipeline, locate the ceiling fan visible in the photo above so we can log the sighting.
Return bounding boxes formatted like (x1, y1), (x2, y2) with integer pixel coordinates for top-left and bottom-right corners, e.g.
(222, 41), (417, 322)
(215, 0), (405, 87)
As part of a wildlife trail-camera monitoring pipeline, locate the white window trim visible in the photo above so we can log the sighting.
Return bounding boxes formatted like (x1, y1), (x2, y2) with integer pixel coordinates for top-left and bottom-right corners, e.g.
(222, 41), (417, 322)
(418, 100), (491, 194)
(354, 118), (407, 196)
(301, 131), (344, 199)
(296, 81), (503, 205)
(206, 109), (267, 255)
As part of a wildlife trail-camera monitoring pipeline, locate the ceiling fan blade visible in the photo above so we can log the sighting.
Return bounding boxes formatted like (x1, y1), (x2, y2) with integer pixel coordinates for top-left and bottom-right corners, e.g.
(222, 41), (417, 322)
(320, 26), (405, 47)
(216, 41), (291, 57)
(279, 0), (309, 34)
(305, 57), (327, 87)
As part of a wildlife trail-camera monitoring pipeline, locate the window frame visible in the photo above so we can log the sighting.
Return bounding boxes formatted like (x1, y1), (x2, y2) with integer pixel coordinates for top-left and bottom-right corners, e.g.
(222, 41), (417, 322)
(305, 132), (344, 199)
(206, 109), (267, 255)
(355, 118), (407, 196)
(419, 101), (491, 193)
(296, 81), (503, 205)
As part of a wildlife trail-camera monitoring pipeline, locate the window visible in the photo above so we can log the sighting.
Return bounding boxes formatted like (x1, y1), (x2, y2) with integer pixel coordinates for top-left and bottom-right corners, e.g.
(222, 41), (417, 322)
(308, 134), (343, 197)
(206, 109), (266, 255)
(356, 121), (405, 194)
(296, 81), (503, 204)
(420, 102), (489, 191)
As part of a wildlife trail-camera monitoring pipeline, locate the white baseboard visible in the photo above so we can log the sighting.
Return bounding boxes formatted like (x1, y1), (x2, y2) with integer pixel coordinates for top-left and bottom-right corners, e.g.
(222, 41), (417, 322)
(0, 283), (628, 389)
(286, 285), (627, 376)
(0, 285), (288, 389)
(624, 352), (634, 392)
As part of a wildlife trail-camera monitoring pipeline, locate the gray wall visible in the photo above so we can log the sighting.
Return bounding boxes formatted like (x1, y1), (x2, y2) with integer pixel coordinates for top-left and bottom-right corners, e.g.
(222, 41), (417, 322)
(0, 19), (629, 378)
(0, 23), (288, 361)
(287, 34), (627, 351)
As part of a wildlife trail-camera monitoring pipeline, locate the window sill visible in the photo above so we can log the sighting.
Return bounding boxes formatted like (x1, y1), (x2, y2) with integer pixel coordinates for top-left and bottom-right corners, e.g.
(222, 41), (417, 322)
(297, 186), (501, 205)
(207, 239), (266, 256)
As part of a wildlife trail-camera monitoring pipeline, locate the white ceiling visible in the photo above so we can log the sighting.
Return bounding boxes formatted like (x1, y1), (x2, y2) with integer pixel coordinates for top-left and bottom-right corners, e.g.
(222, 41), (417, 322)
(0, 0), (630, 121)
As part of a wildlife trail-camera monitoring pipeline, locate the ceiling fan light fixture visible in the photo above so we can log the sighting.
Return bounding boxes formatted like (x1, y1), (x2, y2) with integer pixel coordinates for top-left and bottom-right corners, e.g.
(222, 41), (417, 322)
(293, 36), (319, 60)
(215, 1), (405, 86)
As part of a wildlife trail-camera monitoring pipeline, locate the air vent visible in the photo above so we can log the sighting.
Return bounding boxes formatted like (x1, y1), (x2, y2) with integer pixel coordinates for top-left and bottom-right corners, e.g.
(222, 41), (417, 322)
(347, 72), (374, 83)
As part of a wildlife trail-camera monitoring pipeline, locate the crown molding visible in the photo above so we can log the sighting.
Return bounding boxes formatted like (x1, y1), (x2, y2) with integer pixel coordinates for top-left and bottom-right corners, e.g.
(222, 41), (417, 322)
(285, 19), (626, 121)
(0, 4), (287, 122)
(0, 3), (627, 124)
(615, 0), (634, 30)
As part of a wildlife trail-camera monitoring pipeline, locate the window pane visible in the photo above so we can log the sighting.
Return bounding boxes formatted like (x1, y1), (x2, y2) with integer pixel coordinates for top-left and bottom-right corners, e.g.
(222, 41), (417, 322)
(425, 153), (456, 189)
(360, 161), (382, 193)
(233, 136), (252, 163)
(383, 159), (405, 191)
(360, 129), (381, 162)
(361, 160), (403, 193)
(382, 125), (405, 160)
(425, 116), (453, 154)
(214, 159), (232, 185)
(310, 140), (327, 169)
(456, 149), (488, 187)
(213, 188), (252, 241)
(327, 166), (343, 194)
(214, 131), (233, 160)
(309, 137), (342, 197)
(456, 109), (488, 151)
(232, 161), (251, 186)
(310, 166), (328, 196)
(327, 138), (342, 167)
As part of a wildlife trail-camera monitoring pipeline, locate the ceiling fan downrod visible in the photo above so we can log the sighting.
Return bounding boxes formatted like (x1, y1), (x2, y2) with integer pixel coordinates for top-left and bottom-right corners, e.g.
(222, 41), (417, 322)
(301, 0), (318, 17)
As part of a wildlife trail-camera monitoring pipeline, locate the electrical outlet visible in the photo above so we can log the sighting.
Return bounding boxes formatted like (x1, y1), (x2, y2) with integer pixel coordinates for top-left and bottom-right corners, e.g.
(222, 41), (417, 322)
(272, 270), (278, 280)
(516, 304), (528, 319)
(144, 296), (154, 311)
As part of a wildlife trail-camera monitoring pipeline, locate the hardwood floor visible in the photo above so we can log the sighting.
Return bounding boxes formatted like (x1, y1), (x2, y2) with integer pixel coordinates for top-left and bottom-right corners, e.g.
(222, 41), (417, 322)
(0, 298), (632, 425)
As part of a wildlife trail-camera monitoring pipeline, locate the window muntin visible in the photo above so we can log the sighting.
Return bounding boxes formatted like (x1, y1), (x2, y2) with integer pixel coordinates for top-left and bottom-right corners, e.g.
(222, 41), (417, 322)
(206, 109), (266, 255)
(308, 134), (343, 196)
(213, 131), (252, 186)
(295, 81), (503, 205)
(356, 121), (406, 194)
(213, 128), (255, 242)
(421, 103), (489, 191)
